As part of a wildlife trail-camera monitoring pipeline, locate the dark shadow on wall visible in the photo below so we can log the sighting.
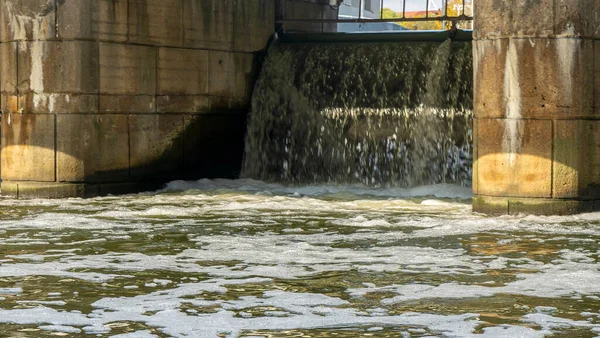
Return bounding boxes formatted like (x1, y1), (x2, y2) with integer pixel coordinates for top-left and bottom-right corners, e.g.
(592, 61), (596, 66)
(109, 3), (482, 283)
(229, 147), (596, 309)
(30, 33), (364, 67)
(0, 110), (248, 196)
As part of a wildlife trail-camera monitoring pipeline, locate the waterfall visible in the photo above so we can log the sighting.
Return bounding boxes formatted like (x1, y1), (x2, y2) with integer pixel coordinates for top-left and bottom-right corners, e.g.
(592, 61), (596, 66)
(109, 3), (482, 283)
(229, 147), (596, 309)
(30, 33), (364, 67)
(243, 39), (473, 187)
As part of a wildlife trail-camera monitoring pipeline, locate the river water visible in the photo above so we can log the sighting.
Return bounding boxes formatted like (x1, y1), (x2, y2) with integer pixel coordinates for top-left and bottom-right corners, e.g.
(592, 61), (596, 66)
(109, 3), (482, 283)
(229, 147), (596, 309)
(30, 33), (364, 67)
(1, 179), (600, 337)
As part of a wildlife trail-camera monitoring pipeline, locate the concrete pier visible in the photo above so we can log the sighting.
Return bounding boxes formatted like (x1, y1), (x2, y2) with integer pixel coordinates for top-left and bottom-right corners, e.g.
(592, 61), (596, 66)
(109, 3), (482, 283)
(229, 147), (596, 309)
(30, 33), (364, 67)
(0, 0), (274, 197)
(473, 0), (600, 214)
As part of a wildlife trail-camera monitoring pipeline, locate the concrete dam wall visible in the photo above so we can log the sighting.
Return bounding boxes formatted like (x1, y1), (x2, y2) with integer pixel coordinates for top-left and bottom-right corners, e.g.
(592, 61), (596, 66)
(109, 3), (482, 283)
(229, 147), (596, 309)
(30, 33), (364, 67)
(0, 0), (274, 197)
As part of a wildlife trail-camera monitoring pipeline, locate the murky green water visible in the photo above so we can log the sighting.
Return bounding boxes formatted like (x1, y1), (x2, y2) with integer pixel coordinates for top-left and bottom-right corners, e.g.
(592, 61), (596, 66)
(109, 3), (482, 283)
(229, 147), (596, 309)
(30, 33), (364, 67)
(1, 179), (600, 337)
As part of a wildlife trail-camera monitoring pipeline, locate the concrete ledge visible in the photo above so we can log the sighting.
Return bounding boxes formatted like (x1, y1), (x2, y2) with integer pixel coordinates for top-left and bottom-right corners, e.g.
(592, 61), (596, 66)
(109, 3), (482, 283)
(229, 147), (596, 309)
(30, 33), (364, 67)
(279, 30), (473, 44)
(473, 195), (600, 215)
(1, 181), (165, 199)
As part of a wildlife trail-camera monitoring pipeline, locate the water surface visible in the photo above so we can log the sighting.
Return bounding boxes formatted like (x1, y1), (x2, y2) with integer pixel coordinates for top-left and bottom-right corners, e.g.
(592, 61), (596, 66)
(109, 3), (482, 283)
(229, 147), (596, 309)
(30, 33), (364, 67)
(1, 179), (600, 337)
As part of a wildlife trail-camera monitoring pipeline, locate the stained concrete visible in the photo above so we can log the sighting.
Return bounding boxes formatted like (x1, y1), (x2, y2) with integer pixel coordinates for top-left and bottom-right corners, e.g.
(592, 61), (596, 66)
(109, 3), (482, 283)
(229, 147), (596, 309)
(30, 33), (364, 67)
(56, 114), (130, 182)
(1, 113), (55, 182)
(473, 0), (600, 214)
(0, 0), (290, 198)
(281, 0), (339, 33)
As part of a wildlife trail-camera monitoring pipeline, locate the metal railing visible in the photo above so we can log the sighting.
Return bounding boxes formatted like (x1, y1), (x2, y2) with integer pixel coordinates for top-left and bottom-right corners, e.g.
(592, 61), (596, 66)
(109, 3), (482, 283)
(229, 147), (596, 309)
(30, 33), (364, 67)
(276, 0), (473, 31)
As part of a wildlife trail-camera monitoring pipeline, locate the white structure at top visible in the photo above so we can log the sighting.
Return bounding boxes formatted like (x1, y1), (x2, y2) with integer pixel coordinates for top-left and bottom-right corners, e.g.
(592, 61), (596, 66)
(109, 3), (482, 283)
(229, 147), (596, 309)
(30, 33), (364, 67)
(338, 0), (381, 19)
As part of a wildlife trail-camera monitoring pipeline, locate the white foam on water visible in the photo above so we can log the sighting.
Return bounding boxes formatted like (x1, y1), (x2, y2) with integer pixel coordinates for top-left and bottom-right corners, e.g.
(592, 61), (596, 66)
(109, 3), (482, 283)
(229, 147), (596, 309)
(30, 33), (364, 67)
(0, 179), (599, 337)
(39, 325), (81, 333)
(0, 297), (485, 337)
(163, 179), (473, 200)
(349, 248), (600, 304)
(523, 313), (600, 334)
(16, 300), (67, 306)
(111, 331), (158, 338)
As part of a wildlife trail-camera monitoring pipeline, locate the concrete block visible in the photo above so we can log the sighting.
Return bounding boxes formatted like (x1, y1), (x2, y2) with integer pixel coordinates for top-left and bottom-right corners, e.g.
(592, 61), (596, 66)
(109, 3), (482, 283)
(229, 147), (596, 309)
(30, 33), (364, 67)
(233, 0), (274, 52)
(129, 114), (184, 178)
(0, 42), (17, 94)
(17, 41), (99, 100)
(210, 96), (248, 112)
(182, 114), (246, 179)
(474, 38), (594, 119)
(595, 40), (600, 70)
(209, 51), (256, 100)
(473, 195), (594, 215)
(473, 39), (506, 118)
(56, 114), (129, 182)
(322, 4), (338, 33)
(283, 0), (323, 33)
(472, 196), (508, 215)
(1, 95), (22, 114)
(98, 95), (156, 113)
(57, 0), (128, 42)
(555, 0), (600, 38)
(476, 118), (553, 198)
(0, 181), (100, 198)
(596, 71), (600, 116)
(473, 0), (554, 39)
(1, 42), (18, 114)
(508, 198), (584, 215)
(0, 94), (16, 114)
(128, 0), (183, 46)
(595, 41), (600, 114)
(158, 48), (209, 95)
(553, 120), (600, 198)
(0, 0), (56, 42)
(472, 117), (478, 195)
(183, 0), (234, 50)
(99, 95), (155, 113)
(21, 93), (98, 113)
(0, 181), (18, 197)
(1, 113), (55, 181)
(156, 95), (211, 113)
(100, 43), (156, 95)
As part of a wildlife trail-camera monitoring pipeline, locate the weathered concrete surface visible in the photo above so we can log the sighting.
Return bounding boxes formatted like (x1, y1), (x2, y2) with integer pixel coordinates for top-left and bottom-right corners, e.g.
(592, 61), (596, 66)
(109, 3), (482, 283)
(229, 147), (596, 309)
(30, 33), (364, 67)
(473, 38), (594, 119)
(129, 114), (184, 178)
(128, 0), (183, 46)
(281, 0), (339, 33)
(0, 0), (290, 198)
(56, 114), (130, 182)
(553, 120), (600, 199)
(476, 119), (553, 198)
(0, 0), (56, 42)
(234, 0), (276, 51)
(209, 51), (256, 99)
(1, 113), (55, 182)
(99, 43), (156, 96)
(158, 48), (209, 95)
(184, 0), (234, 50)
(473, 0), (600, 214)
(57, 0), (129, 41)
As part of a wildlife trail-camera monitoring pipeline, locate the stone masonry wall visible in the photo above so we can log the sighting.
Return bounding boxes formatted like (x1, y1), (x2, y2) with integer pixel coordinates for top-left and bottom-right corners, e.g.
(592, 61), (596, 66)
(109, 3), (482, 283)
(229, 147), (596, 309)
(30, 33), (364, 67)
(0, 0), (274, 197)
(472, 0), (600, 214)
(276, 0), (339, 33)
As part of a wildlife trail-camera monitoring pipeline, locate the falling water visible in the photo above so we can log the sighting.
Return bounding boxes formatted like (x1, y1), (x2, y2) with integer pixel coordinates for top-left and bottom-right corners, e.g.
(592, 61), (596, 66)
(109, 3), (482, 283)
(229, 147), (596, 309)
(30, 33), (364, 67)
(243, 39), (473, 187)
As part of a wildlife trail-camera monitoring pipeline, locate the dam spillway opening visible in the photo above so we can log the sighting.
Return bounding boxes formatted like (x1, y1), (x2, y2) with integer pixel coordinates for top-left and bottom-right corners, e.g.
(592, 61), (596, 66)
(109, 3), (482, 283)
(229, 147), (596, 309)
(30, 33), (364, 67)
(242, 37), (473, 188)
